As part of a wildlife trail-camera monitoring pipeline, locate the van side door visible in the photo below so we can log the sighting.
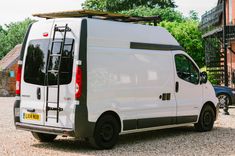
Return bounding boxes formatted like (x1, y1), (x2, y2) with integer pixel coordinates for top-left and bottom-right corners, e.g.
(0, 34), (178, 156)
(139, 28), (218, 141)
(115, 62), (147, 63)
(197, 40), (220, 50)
(173, 52), (202, 124)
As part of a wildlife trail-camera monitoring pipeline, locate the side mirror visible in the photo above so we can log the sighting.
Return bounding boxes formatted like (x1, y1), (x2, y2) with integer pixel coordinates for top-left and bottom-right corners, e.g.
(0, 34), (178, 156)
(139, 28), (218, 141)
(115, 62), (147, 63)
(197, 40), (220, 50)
(200, 71), (208, 84)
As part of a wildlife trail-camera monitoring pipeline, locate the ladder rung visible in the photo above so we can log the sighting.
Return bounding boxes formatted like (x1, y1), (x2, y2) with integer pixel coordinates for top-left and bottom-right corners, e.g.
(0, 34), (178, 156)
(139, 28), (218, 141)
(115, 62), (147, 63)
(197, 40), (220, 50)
(47, 101), (57, 104)
(55, 27), (71, 32)
(52, 40), (64, 43)
(48, 70), (59, 73)
(50, 54), (61, 57)
(64, 44), (73, 46)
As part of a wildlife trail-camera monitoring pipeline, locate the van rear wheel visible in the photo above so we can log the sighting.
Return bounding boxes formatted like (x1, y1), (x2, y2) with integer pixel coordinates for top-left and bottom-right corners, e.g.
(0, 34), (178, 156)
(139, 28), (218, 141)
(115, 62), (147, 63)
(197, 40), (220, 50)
(89, 115), (119, 149)
(194, 105), (215, 132)
(31, 132), (57, 142)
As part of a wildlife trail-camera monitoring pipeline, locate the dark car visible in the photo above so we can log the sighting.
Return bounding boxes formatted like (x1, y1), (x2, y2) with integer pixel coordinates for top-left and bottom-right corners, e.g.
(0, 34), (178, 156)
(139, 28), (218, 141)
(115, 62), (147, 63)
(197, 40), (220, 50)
(213, 85), (235, 107)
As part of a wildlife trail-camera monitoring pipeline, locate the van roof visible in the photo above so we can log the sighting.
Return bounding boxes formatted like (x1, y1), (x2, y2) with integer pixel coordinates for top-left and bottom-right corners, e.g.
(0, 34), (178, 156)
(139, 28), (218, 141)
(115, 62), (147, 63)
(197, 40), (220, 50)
(33, 10), (161, 25)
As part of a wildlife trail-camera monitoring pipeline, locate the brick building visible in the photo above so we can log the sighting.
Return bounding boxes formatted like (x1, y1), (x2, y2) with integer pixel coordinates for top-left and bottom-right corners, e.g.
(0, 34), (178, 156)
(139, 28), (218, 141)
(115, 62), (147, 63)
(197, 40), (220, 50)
(0, 44), (21, 96)
(201, 0), (235, 87)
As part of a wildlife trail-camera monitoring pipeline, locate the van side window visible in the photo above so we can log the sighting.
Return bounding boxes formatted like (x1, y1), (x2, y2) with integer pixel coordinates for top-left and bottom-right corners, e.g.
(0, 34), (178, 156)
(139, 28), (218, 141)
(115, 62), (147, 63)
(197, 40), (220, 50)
(175, 54), (199, 84)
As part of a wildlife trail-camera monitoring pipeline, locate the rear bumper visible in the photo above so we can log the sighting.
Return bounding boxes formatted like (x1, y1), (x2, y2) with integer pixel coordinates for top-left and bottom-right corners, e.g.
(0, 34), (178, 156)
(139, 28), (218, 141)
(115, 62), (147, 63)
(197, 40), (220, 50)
(14, 99), (74, 136)
(15, 122), (74, 136)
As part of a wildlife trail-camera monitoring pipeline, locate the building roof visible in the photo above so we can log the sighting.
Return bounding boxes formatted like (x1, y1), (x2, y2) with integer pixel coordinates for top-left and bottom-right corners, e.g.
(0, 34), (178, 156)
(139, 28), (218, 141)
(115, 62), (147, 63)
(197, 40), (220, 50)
(0, 44), (21, 70)
(33, 10), (161, 24)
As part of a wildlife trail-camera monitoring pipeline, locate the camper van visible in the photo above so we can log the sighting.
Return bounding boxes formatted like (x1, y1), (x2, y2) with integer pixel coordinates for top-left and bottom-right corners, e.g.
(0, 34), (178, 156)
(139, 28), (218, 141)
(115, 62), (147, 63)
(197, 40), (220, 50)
(14, 13), (219, 149)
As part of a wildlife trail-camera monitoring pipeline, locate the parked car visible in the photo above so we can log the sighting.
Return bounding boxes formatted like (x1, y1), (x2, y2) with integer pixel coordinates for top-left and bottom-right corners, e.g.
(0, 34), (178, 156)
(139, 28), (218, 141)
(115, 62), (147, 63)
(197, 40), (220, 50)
(213, 85), (235, 107)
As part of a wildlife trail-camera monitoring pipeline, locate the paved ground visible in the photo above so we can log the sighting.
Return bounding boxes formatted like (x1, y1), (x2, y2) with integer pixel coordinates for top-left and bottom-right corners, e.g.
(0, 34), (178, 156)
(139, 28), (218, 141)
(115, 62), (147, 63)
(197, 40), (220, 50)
(1, 97), (235, 156)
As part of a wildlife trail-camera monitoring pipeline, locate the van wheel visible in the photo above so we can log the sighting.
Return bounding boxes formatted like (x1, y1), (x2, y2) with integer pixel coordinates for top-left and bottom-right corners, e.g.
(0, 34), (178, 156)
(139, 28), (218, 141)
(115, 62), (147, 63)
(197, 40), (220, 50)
(89, 115), (119, 149)
(194, 105), (215, 132)
(31, 132), (57, 142)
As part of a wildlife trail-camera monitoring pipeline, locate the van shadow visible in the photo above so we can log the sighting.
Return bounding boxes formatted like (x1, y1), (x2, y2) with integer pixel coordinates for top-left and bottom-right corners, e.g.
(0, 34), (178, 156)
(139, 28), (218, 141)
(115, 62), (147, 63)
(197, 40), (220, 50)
(31, 125), (235, 155)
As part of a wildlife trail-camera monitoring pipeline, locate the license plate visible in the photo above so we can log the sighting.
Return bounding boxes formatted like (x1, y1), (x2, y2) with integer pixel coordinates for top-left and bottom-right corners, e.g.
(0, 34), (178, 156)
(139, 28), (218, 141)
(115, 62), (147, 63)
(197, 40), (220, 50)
(23, 113), (41, 121)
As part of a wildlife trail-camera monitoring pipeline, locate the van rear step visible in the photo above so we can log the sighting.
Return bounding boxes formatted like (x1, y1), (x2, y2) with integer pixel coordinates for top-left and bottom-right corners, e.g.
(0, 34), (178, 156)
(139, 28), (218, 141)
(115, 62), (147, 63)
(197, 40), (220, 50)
(15, 122), (74, 136)
(47, 106), (63, 111)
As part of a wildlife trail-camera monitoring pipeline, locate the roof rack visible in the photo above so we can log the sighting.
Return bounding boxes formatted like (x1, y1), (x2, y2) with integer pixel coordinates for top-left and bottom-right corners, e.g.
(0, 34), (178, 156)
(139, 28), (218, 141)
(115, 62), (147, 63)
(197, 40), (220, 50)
(33, 10), (161, 26)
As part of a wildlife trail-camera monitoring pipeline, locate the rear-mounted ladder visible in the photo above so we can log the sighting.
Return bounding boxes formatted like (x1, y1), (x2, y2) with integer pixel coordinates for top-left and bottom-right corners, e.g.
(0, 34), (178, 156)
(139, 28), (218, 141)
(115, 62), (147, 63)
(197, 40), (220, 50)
(45, 24), (71, 123)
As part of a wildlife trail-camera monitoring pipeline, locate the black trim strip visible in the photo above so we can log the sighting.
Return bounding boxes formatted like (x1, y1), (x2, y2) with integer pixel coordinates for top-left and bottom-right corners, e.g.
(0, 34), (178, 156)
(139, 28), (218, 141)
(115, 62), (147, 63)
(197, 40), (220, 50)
(20, 24), (33, 60)
(176, 115), (198, 124)
(123, 115), (198, 131)
(74, 19), (95, 138)
(138, 117), (173, 129)
(130, 42), (184, 51)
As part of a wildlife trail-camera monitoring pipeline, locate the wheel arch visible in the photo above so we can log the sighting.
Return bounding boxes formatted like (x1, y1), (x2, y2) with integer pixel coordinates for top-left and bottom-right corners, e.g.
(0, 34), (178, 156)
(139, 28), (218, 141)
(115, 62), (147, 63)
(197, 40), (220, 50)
(96, 111), (122, 133)
(201, 101), (217, 121)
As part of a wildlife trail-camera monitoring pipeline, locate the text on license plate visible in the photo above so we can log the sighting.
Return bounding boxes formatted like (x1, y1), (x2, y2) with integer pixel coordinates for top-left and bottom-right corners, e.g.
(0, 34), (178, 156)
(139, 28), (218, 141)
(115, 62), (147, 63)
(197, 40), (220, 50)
(23, 113), (40, 121)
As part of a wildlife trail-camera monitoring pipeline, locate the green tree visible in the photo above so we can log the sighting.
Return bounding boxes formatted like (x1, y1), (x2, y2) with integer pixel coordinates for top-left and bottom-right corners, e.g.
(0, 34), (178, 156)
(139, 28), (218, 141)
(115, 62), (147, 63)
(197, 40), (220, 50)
(0, 18), (34, 59)
(82, 0), (176, 12)
(159, 20), (204, 67)
(120, 6), (184, 22)
(189, 10), (199, 21)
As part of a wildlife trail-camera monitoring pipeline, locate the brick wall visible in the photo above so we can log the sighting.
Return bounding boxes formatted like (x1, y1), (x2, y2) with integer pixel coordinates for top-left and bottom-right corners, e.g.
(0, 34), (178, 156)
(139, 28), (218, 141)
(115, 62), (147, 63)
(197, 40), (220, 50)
(0, 62), (17, 97)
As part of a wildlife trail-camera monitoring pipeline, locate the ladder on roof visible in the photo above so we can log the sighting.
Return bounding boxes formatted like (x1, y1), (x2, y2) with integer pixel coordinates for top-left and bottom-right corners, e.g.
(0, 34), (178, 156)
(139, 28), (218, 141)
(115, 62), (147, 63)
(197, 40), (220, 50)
(45, 24), (71, 123)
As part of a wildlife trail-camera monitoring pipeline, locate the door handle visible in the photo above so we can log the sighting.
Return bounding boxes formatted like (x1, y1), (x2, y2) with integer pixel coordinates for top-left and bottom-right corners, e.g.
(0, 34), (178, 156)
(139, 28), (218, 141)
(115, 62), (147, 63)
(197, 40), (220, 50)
(27, 109), (35, 112)
(37, 88), (41, 100)
(175, 82), (179, 93)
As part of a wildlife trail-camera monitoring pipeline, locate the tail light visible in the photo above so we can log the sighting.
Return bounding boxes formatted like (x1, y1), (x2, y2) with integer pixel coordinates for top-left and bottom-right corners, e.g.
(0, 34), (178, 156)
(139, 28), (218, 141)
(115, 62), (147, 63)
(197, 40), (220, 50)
(75, 66), (82, 99)
(16, 61), (22, 96)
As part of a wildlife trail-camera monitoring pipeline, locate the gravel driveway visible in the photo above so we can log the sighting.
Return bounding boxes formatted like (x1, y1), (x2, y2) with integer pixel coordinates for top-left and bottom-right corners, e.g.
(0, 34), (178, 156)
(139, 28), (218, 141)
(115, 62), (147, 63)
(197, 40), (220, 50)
(1, 97), (235, 156)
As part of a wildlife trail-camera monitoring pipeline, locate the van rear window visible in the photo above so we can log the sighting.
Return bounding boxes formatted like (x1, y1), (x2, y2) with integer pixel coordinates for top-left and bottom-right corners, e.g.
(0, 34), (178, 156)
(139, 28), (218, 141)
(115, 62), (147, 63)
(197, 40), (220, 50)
(24, 39), (74, 86)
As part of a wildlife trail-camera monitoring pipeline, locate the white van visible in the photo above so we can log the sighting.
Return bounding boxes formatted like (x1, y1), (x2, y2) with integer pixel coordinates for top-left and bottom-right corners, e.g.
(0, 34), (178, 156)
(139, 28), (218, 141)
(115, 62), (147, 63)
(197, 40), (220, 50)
(14, 17), (219, 149)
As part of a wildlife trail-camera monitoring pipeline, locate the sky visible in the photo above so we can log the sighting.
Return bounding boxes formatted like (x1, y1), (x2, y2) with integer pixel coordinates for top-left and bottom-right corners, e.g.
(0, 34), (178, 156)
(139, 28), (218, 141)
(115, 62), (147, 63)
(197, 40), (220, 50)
(0, 0), (218, 25)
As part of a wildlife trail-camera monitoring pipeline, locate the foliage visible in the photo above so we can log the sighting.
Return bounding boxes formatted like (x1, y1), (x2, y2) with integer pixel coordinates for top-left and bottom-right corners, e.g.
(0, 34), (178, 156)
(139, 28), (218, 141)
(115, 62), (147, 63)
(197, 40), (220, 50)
(200, 67), (220, 85)
(0, 18), (34, 59)
(82, 0), (176, 12)
(159, 20), (205, 67)
(120, 6), (184, 22)
(188, 10), (199, 21)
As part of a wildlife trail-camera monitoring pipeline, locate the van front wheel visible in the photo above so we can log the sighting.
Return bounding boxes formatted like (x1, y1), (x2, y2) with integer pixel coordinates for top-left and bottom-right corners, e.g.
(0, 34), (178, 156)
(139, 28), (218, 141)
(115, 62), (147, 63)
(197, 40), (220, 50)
(89, 115), (119, 149)
(31, 132), (57, 142)
(194, 105), (215, 132)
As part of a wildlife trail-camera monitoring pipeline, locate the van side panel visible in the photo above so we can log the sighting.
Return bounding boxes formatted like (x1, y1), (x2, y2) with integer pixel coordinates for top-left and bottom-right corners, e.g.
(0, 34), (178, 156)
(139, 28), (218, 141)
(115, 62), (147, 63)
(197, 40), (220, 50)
(86, 19), (177, 131)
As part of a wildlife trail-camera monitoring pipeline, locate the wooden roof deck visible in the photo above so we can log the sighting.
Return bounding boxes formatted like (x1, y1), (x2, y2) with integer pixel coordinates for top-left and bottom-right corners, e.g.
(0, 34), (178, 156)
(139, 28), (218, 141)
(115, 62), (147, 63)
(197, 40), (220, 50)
(33, 10), (161, 25)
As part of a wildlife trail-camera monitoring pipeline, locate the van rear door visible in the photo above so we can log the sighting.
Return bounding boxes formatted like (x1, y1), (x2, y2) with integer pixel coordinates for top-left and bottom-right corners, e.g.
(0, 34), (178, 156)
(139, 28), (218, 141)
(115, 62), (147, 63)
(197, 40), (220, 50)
(20, 19), (81, 129)
(44, 20), (79, 128)
(20, 21), (54, 126)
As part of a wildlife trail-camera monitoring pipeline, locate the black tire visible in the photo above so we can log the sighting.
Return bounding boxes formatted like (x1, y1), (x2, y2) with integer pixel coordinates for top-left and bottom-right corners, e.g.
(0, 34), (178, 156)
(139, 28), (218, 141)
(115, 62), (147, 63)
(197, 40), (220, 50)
(217, 93), (231, 108)
(31, 132), (57, 142)
(194, 105), (215, 132)
(89, 115), (120, 149)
